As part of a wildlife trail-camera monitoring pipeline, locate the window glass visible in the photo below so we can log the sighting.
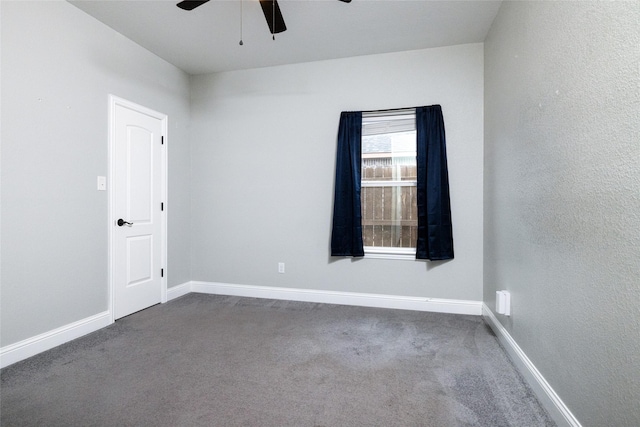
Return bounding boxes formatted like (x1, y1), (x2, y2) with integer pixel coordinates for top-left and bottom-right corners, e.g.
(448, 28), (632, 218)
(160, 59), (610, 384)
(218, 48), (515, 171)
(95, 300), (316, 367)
(361, 111), (417, 254)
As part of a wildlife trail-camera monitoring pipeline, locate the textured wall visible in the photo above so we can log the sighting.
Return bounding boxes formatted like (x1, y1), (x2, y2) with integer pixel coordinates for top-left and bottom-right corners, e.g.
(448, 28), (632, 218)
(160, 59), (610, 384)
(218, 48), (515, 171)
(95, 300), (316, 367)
(1, 1), (191, 346)
(484, 1), (640, 425)
(190, 44), (484, 301)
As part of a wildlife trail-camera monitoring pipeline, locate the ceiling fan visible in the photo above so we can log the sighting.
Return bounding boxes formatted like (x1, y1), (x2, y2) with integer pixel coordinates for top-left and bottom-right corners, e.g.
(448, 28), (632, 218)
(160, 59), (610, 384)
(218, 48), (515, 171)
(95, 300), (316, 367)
(177, 0), (351, 37)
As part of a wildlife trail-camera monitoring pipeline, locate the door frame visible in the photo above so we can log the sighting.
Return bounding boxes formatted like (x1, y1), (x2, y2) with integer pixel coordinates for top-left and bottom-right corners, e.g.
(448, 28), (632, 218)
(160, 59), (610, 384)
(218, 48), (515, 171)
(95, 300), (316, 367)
(108, 95), (168, 323)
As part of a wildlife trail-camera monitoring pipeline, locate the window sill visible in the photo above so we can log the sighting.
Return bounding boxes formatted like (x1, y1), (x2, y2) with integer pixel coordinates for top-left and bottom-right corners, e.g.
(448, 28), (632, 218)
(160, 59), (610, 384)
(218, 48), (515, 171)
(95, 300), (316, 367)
(363, 247), (416, 261)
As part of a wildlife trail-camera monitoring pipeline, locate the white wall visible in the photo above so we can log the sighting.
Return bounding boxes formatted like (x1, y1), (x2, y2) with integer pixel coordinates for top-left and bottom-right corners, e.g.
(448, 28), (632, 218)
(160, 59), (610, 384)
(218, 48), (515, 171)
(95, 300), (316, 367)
(484, 1), (640, 425)
(0, 1), (191, 347)
(190, 44), (484, 300)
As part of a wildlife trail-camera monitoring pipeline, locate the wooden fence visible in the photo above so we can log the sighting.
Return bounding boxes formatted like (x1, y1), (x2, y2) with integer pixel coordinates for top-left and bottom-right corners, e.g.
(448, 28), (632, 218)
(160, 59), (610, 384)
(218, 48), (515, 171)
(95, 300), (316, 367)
(361, 164), (417, 248)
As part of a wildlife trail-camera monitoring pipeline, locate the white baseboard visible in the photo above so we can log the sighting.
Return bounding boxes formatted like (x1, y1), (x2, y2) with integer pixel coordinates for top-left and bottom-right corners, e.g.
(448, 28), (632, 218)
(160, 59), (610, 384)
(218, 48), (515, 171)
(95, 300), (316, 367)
(167, 281), (192, 301)
(0, 283), (480, 369)
(0, 311), (111, 369)
(189, 281), (482, 316)
(482, 304), (581, 427)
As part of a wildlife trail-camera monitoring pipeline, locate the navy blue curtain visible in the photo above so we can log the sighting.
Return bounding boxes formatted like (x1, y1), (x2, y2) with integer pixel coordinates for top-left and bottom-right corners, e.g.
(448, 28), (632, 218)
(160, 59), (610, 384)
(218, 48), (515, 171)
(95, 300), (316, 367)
(331, 111), (364, 257)
(416, 105), (454, 260)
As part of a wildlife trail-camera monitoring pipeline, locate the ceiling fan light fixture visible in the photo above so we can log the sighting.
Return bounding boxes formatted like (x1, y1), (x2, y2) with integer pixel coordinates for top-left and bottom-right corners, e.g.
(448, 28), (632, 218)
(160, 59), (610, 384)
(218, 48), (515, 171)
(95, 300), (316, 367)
(177, 0), (348, 41)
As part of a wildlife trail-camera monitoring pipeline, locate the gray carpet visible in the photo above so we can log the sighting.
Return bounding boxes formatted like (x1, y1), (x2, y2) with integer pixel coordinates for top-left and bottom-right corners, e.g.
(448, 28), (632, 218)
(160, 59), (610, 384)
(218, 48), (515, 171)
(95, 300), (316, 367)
(1, 293), (555, 426)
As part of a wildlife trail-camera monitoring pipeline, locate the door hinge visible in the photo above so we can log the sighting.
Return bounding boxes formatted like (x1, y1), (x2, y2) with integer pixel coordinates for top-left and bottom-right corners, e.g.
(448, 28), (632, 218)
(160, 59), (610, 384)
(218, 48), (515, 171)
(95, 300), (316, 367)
(161, 202), (164, 211)
(161, 268), (164, 278)
(161, 136), (164, 145)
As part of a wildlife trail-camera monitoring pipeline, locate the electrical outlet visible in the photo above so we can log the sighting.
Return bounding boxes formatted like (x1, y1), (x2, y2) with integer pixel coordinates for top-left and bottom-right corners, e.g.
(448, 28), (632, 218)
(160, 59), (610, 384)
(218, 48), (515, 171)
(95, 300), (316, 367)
(278, 262), (285, 274)
(496, 290), (511, 316)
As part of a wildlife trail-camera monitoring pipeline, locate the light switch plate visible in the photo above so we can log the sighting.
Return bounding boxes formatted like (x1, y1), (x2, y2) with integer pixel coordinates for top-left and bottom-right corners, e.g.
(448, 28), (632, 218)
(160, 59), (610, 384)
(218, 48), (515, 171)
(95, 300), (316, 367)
(97, 176), (107, 191)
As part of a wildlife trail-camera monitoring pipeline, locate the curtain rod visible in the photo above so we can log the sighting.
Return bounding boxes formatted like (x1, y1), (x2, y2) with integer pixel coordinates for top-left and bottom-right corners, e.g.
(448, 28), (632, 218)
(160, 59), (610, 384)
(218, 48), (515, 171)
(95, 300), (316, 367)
(362, 106), (415, 114)
(344, 104), (441, 115)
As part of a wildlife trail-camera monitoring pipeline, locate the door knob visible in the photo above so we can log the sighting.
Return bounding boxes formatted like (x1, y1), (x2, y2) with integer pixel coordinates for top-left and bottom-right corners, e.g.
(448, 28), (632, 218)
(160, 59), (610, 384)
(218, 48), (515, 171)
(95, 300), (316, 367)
(117, 219), (133, 227)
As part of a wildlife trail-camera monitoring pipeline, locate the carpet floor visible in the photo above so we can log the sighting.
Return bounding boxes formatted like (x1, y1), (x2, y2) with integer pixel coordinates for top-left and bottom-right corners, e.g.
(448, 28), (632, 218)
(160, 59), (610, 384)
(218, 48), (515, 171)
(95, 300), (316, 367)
(1, 293), (555, 426)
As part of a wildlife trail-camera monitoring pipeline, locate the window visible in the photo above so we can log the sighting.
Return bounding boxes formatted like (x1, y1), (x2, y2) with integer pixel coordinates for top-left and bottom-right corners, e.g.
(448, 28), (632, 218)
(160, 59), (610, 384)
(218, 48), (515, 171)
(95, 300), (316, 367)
(330, 105), (453, 261)
(361, 110), (417, 258)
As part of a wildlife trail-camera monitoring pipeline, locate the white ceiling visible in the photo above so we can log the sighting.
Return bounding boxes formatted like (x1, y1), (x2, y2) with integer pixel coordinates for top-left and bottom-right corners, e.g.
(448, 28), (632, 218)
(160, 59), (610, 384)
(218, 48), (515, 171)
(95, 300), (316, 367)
(70, 0), (502, 75)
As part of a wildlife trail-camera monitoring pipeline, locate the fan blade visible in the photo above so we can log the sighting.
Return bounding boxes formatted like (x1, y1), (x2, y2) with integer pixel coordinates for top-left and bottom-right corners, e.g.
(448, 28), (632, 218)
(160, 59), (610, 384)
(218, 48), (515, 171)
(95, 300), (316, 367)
(259, 0), (287, 34)
(177, 0), (210, 11)
(338, 0), (352, 2)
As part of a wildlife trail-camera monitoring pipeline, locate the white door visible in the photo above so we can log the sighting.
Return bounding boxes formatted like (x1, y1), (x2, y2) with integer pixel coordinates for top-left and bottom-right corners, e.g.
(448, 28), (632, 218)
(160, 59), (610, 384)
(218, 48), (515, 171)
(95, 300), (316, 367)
(111, 97), (165, 320)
